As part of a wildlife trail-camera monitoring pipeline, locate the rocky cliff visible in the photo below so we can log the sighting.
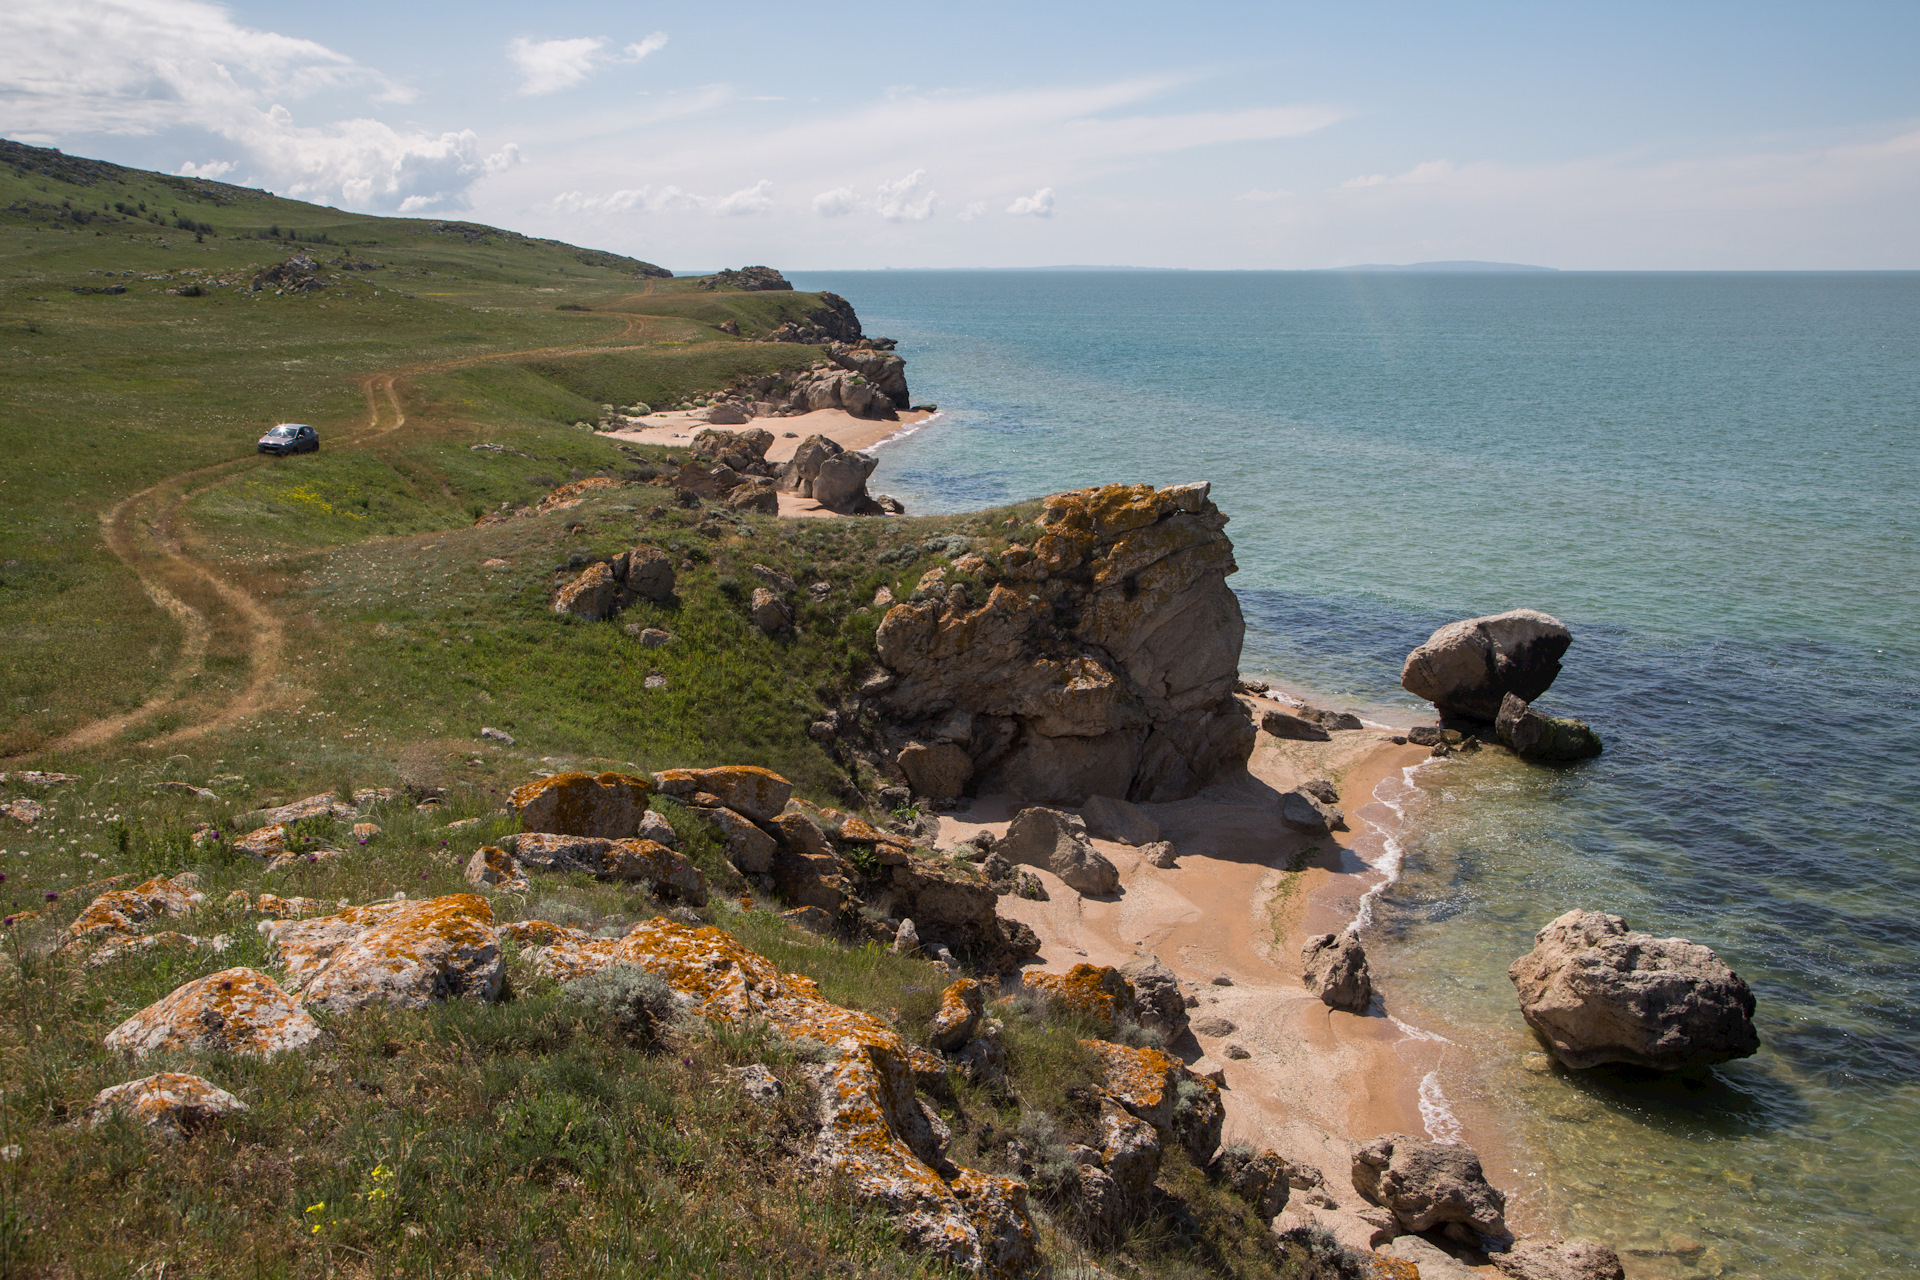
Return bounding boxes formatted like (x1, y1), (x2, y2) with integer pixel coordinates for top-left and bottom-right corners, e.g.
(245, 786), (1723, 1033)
(870, 482), (1254, 805)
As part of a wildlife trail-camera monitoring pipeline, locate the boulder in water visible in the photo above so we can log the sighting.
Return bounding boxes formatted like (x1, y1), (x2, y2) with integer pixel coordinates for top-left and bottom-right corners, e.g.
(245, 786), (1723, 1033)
(1493, 1238), (1627, 1280)
(1401, 609), (1571, 723)
(1508, 909), (1759, 1071)
(1496, 693), (1602, 762)
(1351, 1132), (1510, 1244)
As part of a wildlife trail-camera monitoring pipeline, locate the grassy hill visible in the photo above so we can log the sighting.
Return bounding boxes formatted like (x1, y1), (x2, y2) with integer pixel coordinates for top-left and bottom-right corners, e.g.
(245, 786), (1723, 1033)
(0, 142), (1315, 1280)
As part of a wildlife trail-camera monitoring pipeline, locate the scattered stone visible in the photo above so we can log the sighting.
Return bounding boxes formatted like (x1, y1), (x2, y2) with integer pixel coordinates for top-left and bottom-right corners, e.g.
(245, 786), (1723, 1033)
(88, 1073), (248, 1140)
(1022, 964), (1136, 1030)
(553, 561), (619, 620)
(464, 846), (529, 892)
(1080, 794), (1161, 846)
(1301, 778), (1339, 805)
(1401, 609), (1572, 723)
(84, 932), (228, 969)
(749, 586), (791, 634)
(1223, 1043), (1251, 1060)
(153, 781), (218, 800)
(638, 809), (680, 848)
(636, 627), (670, 648)
(729, 1063), (783, 1105)
(510, 770), (653, 838)
(1381, 1234), (1480, 1280)
(644, 674), (667, 690)
(930, 977), (985, 1051)
(1302, 931), (1374, 1013)
(1496, 693), (1603, 762)
(511, 833), (708, 902)
(780, 905), (836, 936)
(1142, 841), (1178, 868)
(351, 822), (381, 842)
(897, 741), (972, 802)
(1211, 1146), (1290, 1219)
(233, 824), (287, 858)
(1211, 974), (1234, 986)
(1280, 788), (1345, 834)
(105, 968), (319, 1058)
(1407, 725), (1446, 747)
(1297, 705), (1364, 731)
(1001, 807), (1118, 897)
(263, 894), (504, 1013)
(0, 771), (79, 786)
(620, 547), (676, 602)
(1351, 1132), (1510, 1245)
(1493, 1238), (1628, 1280)
(246, 792), (353, 825)
(891, 917), (920, 955)
(1508, 908), (1759, 1071)
(1120, 956), (1189, 1041)
(1260, 708), (1332, 741)
(704, 807), (779, 874)
(66, 873), (203, 945)
(1191, 1015), (1236, 1038)
(480, 726), (515, 745)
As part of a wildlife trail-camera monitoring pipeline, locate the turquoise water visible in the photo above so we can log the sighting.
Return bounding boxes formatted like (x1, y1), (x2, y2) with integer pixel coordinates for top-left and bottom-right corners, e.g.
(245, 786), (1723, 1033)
(795, 270), (1920, 1278)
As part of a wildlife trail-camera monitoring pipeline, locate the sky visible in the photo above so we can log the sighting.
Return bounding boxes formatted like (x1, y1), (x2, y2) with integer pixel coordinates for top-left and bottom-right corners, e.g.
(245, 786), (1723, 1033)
(2, 0), (1917, 270)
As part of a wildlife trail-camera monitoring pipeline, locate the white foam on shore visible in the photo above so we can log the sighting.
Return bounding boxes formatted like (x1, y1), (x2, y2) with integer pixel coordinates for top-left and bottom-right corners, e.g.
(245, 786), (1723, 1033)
(1418, 1071), (1465, 1144)
(867, 409), (944, 452)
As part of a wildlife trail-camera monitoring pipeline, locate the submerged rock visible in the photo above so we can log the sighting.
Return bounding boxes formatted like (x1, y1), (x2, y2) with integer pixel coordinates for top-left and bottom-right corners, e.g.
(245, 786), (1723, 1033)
(1301, 931), (1373, 1013)
(1508, 909), (1759, 1071)
(1496, 693), (1602, 762)
(1351, 1132), (1510, 1245)
(1401, 609), (1572, 723)
(1493, 1238), (1627, 1280)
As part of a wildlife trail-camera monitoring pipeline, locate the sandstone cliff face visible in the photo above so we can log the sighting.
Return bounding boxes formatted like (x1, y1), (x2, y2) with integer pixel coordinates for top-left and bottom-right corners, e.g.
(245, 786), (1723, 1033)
(873, 483), (1254, 805)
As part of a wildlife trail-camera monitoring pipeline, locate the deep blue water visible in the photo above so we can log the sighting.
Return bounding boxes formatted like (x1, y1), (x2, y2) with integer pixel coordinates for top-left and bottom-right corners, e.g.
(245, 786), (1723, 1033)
(795, 270), (1920, 1278)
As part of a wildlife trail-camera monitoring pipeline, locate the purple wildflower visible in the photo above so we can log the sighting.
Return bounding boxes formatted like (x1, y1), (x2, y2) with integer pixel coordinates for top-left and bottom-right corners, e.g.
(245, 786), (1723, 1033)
(43, 891), (57, 902)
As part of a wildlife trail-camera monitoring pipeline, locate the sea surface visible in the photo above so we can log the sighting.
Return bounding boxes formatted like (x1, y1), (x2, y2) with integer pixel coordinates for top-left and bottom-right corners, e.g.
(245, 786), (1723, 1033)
(793, 269), (1920, 1279)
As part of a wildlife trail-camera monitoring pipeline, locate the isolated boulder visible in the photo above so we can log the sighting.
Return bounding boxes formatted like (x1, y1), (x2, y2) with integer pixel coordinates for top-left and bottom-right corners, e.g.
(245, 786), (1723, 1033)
(1496, 693), (1602, 762)
(898, 741), (972, 801)
(1002, 807), (1118, 897)
(1508, 909), (1759, 1071)
(67, 873), (203, 944)
(553, 561), (619, 620)
(1352, 1132), (1510, 1244)
(1401, 609), (1572, 723)
(105, 968), (319, 1058)
(1081, 795), (1160, 846)
(1260, 708), (1331, 742)
(814, 450), (879, 513)
(89, 1073), (248, 1140)
(511, 771), (653, 838)
(1302, 931), (1373, 1013)
(1280, 788), (1344, 834)
(1494, 1239), (1627, 1280)
(620, 546), (676, 601)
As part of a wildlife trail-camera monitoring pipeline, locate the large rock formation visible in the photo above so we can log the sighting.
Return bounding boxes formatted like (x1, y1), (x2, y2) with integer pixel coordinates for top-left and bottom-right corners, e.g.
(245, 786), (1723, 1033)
(510, 771), (655, 838)
(1301, 931), (1373, 1013)
(1401, 609), (1572, 723)
(778, 434), (882, 513)
(1000, 808), (1118, 897)
(1496, 693), (1602, 762)
(1351, 1132), (1510, 1245)
(872, 483), (1254, 805)
(1508, 909), (1759, 1071)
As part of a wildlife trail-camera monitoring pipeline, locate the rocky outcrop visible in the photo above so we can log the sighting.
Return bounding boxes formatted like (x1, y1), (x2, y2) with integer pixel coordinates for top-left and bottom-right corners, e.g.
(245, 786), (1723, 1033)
(1083, 1039), (1224, 1167)
(777, 434), (883, 513)
(1021, 964), (1136, 1030)
(898, 741), (972, 802)
(509, 833), (708, 903)
(512, 916), (1040, 1274)
(1000, 808), (1118, 897)
(695, 265), (792, 292)
(1210, 1146), (1290, 1219)
(510, 771), (654, 838)
(1081, 795), (1160, 846)
(653, 765), (792, 822)
(1401, 610), (1573, 723)
(828, 343), (910, 409)
(930, 977), (985, 1051)
(105, 968), (320, 1058)
(1302, 931), (1373, 1013)
(1352, 1133), (1510, 1245)
(88, 1073), (248, 1140)
(873, 483), (1254, 805)
(553, 546), (677, 621)
(1508, 909), (1759, 1071)
(262, 895), (504, 1013)
(67, 873), (203, 944)
(1494, 1239), (1627, 1280)
(1496, 693), (1602, 762)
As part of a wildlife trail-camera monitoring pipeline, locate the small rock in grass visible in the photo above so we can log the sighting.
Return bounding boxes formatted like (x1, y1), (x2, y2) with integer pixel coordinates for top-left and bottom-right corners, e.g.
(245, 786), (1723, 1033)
(481, 726), (515, 745)
(729, 1064), (783, 1105)
(644, 674), (667, 690)
(89, 1073), (248, 1140)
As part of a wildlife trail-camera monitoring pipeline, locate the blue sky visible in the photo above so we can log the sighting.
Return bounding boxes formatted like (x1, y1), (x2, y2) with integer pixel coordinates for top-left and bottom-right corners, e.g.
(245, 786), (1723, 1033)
(3, 0), (1917, 269)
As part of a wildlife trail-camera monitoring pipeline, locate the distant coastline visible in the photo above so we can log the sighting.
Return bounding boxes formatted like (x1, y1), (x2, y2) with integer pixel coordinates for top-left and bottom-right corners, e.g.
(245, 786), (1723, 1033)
(1326, 259), (1558, 273)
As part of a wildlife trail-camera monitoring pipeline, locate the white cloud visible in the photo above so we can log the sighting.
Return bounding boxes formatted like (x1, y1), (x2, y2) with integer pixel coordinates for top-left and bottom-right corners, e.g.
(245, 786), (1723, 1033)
(552, 179), (776, 217)
(813, 186), (857, 217)
(0, 0), (517, 213)
(958, 200), (988, 221)
(1342, 159), (1456, 188)
(623, 33), (669, 62)
(508, 36), (605, 96)
(177, 159), (234, 179)
(1007, 187), (1054, 217)
(876, 169), (937, 221)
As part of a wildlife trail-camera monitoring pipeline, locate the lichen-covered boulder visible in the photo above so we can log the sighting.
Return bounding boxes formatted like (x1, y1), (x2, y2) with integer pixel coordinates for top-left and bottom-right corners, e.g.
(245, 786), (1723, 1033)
(1509, 909), (1758, 1071)
(1302, 931), (1373, 1013)
(1023, 964), (1137, 1030)
(85, 931), (227, 970)
(1352, 1133), (1510, 1244)
(930, 977), (984, 1051)
(105, 968), (319, 1058)
(464, 845), (529, 892)
(233, 824), (287, 858)
(702, 806), (778, 874)
(511, 917), (1041, 1274)
(553, 561), (619, 620)
(246, 792), (353, 825)
(262, 895), (504, 1013)
(89, 1072), (247, 1139)
(1083, 1039), (1224, 1165)
(67, 873), (203, 944)
(654, 765), (793, 824)
(1211, 1146), (1290, 1219)
(510, 770), (653, 838)
(1401, 610), (1572, 723)
(1496, 693), (1603, 762)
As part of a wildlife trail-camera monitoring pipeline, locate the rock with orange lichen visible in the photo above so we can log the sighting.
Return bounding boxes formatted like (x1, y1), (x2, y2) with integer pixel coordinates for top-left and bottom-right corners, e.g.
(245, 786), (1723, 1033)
(652, 765), (793, 823)
(105, 968), (319, 1058)
(1023, 964), (1137, 1030)
(66, 873), (204, 944)
(85, 931), (228, 969)
(701, 805), (778, 874)
(465, 845), (529, 892)
(88, 1072), (247, 1139)
(233, 824), (287, 858)
(1083, 1038), (1225, 1165)
(872, 482), (1253, 806)
(252, 894), (328, 919)
(261, 895), (503, 1013)
(514, 917), (1041, 1274)
(930, 978), (984, 1051)
(510, 832), (706, 902)
(245, 792), (354, 825)
(553, 561), (619, 620)
(510, 771), (653, 838)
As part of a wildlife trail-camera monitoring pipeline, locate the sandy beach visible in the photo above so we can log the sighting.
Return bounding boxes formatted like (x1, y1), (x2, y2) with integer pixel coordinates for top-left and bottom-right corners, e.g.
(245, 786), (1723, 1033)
(605, 407), (939, 518)
(939, 695), (1517, 1266)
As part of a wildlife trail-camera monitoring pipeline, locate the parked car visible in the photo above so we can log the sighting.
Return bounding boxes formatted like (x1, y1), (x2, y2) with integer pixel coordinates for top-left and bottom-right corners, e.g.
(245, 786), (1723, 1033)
(257, 423), (319, 455)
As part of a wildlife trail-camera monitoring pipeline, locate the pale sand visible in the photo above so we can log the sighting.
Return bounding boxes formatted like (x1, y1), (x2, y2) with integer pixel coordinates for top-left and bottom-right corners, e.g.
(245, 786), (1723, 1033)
(938, 696), (1511, 1264)
(604, 408), (938, 519)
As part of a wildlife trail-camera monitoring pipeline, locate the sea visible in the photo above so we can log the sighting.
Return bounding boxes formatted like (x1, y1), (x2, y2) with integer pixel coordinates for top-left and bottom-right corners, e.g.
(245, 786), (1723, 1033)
(791, 269), (1920, 1279)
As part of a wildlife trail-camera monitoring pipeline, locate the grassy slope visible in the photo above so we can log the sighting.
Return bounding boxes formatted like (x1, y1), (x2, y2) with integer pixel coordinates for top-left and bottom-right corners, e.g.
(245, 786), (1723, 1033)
(0, 146), (1301, 1279)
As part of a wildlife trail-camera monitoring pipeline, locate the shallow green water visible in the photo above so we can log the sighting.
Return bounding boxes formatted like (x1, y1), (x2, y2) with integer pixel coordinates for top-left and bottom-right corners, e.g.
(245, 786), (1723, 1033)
(796, 269), (1920, 1278)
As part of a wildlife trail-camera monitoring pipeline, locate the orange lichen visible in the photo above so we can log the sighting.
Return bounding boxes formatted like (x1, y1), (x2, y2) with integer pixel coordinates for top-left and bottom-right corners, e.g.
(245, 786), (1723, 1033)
(66, 873), (202, 943)
(104, 967), (319, 1058)
(264, 895), (502, 1012)
(652, 765), (793, 823)
(1022, 964), (1135, 1029)
(510, 771), (653, 838)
